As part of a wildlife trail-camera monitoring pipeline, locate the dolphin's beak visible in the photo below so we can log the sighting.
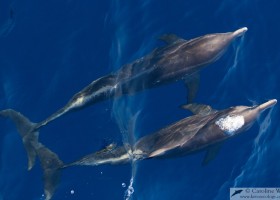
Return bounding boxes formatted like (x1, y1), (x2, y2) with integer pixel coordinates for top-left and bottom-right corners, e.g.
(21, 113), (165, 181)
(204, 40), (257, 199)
(257, 99), (277, 112)
(232, 27), (248, 38)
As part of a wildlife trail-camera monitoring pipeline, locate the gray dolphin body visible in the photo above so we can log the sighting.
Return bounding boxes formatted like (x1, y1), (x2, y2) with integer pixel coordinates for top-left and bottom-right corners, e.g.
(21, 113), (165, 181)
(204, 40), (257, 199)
(68, 99), (277, 167)
(1, 99), (276, 200)
(35, 27), (247, 130)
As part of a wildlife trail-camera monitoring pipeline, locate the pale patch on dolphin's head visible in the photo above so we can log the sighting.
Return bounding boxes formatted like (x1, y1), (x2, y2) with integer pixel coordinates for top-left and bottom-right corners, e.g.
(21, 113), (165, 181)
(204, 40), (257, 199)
(215, 115), (245, 136)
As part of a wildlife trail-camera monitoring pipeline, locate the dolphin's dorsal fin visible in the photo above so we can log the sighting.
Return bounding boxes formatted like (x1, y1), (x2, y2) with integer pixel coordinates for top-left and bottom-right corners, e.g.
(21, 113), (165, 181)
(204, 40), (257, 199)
(202, 143), (222, 166)
(105, 143), (117, 151)
(158, 34), (185, 44)
(95, 142), (117, 156)
(180, 103), (216, 116)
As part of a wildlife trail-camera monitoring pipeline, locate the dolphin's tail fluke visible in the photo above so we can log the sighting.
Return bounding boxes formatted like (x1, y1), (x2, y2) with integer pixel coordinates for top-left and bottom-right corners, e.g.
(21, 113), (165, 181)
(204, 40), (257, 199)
(0, 109), (38, 170)
(0, 109), (64, 200)
(33, 142), (64, 200)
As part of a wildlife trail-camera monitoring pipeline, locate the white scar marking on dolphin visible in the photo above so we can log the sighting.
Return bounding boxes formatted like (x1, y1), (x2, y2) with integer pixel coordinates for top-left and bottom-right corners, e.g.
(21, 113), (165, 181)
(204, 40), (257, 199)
(215, 115), (244, 135)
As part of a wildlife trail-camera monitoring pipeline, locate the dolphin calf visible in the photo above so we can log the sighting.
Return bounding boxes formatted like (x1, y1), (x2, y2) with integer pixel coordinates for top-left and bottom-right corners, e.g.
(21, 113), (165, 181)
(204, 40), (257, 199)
(0, 99), (276, 199)
(32, 27), (247, 130)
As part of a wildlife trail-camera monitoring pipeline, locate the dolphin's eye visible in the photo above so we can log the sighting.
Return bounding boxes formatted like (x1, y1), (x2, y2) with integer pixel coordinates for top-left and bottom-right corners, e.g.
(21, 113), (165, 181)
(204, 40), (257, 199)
(215, 115), (245, 136)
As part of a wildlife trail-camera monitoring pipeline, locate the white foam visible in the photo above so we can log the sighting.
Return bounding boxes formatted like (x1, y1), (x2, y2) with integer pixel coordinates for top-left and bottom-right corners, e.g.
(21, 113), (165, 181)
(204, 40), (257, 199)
(124, 177), (135, 200)
(215, 115), (245, 135)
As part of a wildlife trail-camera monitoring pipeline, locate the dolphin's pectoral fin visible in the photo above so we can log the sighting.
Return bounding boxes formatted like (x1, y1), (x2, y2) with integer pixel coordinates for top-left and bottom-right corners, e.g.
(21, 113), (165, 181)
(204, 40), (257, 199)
(184, 73), (200, 103)
(180, 103), (217, 116)
(202, 143), (222, 166)
(158, 34), (185, 45)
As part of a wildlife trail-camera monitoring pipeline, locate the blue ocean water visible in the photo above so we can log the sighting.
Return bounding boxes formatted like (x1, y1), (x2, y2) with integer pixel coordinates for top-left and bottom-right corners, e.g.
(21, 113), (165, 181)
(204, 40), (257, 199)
(0, 0), (279, 200)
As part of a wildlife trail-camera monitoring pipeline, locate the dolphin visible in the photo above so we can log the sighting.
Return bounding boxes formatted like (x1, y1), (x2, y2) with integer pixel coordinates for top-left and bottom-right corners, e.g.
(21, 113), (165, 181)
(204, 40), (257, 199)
(66, 99), (277, 166)
(23, 27), (248, 131)
(0, 99), (276, 199)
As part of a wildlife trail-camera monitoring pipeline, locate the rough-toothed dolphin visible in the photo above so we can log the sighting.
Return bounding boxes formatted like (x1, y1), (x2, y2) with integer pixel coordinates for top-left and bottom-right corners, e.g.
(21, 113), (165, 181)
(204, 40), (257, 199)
(67, 99), (277, 166)
(26, 27), (248, 131)
(1, 99), (276, 200)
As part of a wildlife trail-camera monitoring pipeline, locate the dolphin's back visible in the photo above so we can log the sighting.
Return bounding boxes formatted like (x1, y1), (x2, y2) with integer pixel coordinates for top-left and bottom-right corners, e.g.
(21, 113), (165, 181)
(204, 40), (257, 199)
(135, 113), (216, 158)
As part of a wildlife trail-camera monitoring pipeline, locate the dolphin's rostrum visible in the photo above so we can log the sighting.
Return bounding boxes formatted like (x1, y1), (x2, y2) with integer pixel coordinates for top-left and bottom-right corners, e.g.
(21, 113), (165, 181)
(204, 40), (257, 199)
(0, 99), (276, 199)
